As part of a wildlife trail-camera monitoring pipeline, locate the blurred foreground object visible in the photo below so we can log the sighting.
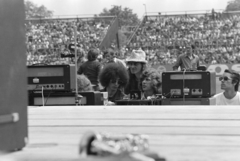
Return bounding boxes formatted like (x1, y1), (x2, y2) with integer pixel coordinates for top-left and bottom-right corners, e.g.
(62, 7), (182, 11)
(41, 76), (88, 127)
(79, 131), (165, 161)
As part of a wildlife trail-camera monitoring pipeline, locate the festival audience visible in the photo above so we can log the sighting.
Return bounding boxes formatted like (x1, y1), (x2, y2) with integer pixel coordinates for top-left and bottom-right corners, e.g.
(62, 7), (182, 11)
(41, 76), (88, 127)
(26, 12), (240, 66)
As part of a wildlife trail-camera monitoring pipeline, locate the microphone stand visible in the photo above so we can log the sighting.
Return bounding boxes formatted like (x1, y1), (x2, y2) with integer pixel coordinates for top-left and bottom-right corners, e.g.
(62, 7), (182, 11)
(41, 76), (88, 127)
(74, 26), (81, 105)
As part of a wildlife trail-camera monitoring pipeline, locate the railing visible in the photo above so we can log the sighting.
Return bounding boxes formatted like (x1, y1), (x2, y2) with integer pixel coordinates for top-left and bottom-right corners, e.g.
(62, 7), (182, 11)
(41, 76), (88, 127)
(146, 9), (224, 17)
(26, 15), (116, 23)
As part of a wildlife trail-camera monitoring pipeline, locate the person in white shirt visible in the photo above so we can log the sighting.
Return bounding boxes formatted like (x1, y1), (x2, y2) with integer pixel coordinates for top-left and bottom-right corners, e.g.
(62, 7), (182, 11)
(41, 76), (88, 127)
(213, 69), (240, 105)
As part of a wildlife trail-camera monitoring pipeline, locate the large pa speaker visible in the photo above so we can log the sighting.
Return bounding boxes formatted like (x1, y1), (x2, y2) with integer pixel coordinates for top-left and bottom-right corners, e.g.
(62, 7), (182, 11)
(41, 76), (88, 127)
(0, 0), (28, 151)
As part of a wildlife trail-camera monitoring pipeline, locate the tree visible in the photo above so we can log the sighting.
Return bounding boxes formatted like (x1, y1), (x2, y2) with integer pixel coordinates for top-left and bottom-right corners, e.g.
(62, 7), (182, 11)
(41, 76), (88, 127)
(25, 0), (53, 19)
(98, 6), (140, 26)
(225, 0), (240, 12)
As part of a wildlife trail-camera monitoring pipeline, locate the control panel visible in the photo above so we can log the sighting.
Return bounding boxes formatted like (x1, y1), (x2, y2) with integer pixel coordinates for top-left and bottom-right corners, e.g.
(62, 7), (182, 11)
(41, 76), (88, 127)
(28, 84), (65, 90)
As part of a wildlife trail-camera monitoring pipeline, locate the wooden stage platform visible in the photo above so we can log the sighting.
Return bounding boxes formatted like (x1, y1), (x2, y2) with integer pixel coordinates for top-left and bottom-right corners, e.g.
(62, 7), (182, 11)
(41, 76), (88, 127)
(4, 105), (240, 161)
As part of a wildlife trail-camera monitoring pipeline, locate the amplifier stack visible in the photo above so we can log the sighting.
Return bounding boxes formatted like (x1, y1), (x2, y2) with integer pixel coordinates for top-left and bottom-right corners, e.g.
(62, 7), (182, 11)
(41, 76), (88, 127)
(27, 64), (76, 92)
(161, 71), (216, 105)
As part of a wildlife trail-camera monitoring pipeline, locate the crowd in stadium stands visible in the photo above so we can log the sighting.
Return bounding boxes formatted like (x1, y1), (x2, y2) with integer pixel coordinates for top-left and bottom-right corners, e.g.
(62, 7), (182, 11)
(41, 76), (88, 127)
(25, 19), (109, 65)
(26, 12), (240, 67)
(129, 13), (240, 66)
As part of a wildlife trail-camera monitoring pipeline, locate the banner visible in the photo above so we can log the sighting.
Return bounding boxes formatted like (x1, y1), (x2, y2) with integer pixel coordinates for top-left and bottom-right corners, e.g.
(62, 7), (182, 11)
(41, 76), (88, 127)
(99, 18), (119, 50)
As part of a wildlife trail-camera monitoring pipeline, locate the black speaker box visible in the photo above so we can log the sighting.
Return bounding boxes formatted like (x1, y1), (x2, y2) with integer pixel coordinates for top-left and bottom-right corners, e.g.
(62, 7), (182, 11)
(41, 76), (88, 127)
(0, 0), (28, 151)
(162, 71), (216, 98)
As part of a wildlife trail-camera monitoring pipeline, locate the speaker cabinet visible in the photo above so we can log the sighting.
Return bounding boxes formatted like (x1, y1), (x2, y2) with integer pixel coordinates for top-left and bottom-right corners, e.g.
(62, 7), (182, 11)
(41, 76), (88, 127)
(162, 71), (216, 98)
(0, 0), (28, 151)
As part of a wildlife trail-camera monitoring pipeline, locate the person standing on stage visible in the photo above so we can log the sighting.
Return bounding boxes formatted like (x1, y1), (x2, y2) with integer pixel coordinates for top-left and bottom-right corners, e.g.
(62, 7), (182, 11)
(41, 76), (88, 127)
(139, 68), (162, 100)
(77, 48), (102, 91)
(124, 49), (148, 95)
(213, 69), (240, 105)
(172, 45), (200, 71)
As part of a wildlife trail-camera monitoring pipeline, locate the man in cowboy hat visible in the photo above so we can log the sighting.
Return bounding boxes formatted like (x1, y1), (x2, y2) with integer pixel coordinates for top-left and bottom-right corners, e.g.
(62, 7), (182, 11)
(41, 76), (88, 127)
(124, 49), (148, 97)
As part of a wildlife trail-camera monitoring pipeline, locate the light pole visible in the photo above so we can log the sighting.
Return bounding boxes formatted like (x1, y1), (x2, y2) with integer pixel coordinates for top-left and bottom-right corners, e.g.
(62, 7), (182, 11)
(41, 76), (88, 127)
(143, 4), (147, 16)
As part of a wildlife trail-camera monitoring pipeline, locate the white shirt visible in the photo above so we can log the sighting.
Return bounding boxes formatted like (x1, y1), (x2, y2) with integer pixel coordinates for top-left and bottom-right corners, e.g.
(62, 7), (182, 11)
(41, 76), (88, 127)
(213, 92), (240, 105)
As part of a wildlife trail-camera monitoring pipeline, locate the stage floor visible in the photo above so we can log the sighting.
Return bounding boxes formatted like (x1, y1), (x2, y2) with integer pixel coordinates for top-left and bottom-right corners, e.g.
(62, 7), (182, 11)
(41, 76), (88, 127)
(5, 105), (240, 161)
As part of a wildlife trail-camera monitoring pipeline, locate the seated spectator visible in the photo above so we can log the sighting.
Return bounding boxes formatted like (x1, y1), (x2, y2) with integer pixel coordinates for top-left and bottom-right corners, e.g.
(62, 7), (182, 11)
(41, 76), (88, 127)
(99, 63), (129, 103)
(125, 49), (148, 95)
(139, 68), (162, 99)
(77, 74), (93, 92)
(213, 69), (240, 105)
(76, 48), (87, 69)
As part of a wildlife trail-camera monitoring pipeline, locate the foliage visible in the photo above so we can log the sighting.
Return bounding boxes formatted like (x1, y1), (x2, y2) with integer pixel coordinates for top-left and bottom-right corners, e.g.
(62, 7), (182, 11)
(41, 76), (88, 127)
(225, 0), (240, 12)
(25, 0), (53, 19)
(98, 6), (140, 26)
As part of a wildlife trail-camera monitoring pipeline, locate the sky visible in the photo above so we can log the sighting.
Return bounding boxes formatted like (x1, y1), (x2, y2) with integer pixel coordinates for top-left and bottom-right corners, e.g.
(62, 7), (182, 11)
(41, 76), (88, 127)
(28, 0), (230, 19)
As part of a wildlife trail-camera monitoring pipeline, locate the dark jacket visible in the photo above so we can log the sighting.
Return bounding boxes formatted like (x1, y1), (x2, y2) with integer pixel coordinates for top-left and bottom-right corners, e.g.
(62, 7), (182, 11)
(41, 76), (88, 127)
(124, 69), (141, 95)
(77, 60), (101, 85)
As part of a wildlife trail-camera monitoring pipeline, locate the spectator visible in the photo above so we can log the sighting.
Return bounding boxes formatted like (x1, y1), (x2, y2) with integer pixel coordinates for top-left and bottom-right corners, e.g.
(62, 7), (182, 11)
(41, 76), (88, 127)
(77, 74), (93, 92)
(99, 63), (129, 103)
(125, 49), (148, 95)
(102, 48), (126, 68)
(213, 69), (240, 105)
(77, 48), (102, 91)
(172, 45), (199, 71)
(139, 68), (162, 99)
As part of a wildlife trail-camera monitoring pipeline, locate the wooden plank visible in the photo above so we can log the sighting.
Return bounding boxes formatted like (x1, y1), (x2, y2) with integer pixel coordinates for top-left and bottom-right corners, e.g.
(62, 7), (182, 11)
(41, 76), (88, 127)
(28, 106), (240, 114)
(28, 126), (240, 135)
(27, 129), (240, 146)
(28, 106), (240, 119)
(8, 106), (240, 161)
(28, 119), (240, 127)
(28, 114), (240, 119)
(9, 131), (240, 161)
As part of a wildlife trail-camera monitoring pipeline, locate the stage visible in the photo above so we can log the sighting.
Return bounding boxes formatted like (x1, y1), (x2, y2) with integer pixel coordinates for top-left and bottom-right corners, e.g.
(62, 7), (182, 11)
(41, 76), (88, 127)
(5, 105), (240, 161)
